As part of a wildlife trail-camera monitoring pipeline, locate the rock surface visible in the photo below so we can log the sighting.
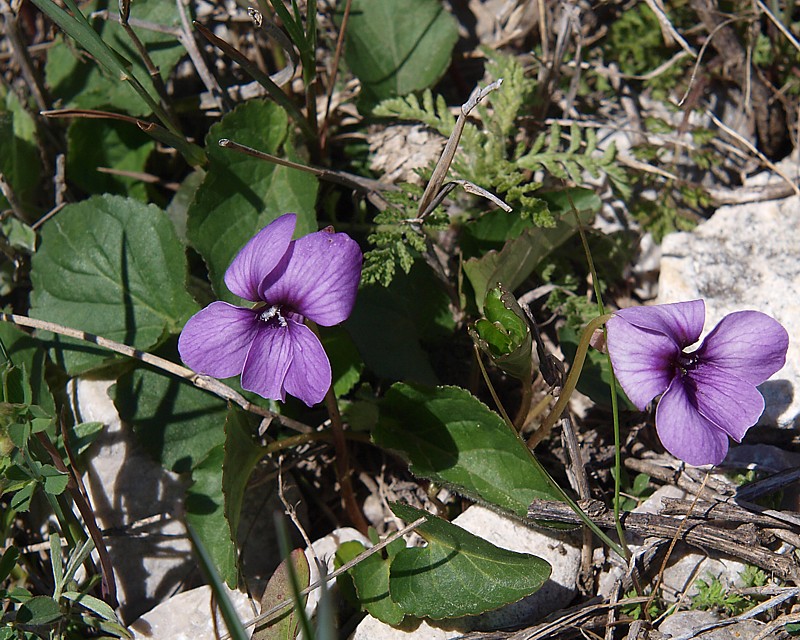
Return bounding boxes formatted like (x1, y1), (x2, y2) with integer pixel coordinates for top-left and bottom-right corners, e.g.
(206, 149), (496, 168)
(657, 194), (800, 429)
(129, 585), (255, 639)
(73, 378), (194, 623)
(658, 609), (780, 639)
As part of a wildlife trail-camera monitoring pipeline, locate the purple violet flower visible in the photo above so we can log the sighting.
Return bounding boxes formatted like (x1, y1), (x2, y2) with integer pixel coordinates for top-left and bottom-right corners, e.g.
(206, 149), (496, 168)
(606, 300), (788, 466)
(178, 213), (362, 406)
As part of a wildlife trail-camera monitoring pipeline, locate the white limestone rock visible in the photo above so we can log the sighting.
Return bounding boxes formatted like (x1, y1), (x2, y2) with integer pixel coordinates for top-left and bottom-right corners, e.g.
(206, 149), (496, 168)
(303, 527), (371, 619)
(72, 378), (193, 623)
(129, 585), (255, 639)
(657, 194), (800, 428)
(658, 609), (781, 639)
(350, 616), (471, 640)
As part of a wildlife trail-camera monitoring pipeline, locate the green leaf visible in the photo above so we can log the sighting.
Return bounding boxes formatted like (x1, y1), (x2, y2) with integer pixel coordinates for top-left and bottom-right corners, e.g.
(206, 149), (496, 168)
(185, 444), (236, 586)
(40, 464), (69, 495)
(9, 481), (35, 512)
(15, 595), (63, 625)
(66, 119), (154, 199)
(254, 549), (310, 640)
(0, 90), (42, 217)
(459, 209), (538, 259)
(187, 100), (318, 303)
(464, 191), (598, 311)
(185, 408), (265, 589)
(113, 365), (226, 473)
(346, 265), (454, 385)
(30, 194), (199, 374)
(374, 384), (562, 518)
(340, 538), (406, 625)
(222, 408), (267, 569)
(321, 327), (363, 398)
(389, 503), (550, 618)
(0, 546), (20, 582)
(1, 217), (37, 252)
(343, 0), (459, 110)
(62, 591), (120, 623)
(42, 0), (184, 117)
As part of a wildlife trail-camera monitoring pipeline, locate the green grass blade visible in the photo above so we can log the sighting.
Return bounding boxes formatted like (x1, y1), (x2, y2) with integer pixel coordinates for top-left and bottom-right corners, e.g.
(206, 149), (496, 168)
(186, 522), (250, 640)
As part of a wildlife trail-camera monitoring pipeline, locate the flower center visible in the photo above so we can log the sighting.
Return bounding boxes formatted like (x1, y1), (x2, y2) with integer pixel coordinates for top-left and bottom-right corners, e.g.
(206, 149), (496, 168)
(258, 304), (287, 328)
(676, 351), (700, 375)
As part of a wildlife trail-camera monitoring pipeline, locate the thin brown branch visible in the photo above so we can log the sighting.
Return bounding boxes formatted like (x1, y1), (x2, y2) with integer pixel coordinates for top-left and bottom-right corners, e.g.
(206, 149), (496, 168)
(527, 499), (800, 583)
(0, 312), (312, 433)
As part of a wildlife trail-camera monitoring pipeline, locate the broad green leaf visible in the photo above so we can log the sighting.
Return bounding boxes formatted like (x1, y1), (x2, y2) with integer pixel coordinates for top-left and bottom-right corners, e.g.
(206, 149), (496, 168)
(185, 407), (266, 589)
(343, 0), (459, 109)
(30, 194), (199, 374)
(43, 0), (184, 117)
(15, 595), (62, 625)
(254, 549), (310, 640)
(185, 445), (236, 586)
(320, 327), (363, 398)
(113, 365), (226, 473)
(346, 265), (454, 385)
(67, 119), (154, 199)
(187, 100), (318, 303)
(459, 209), (538, 259)
(40, 464), (69, 495)
(338, 538), (406, 625)
(222, 408), (267, 568)
(389, 503), (550, 619)
(1, 217), (36, 252)
(0, 89), (42, 218)
(9, 481), (35, 512)
(374, 384), (562, 517)
(463, 190), (599, 311)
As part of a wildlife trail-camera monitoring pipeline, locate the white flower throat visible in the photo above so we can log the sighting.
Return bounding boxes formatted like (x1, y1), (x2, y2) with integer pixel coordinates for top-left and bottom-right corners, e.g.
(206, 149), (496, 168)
(259, 304), (287, 327)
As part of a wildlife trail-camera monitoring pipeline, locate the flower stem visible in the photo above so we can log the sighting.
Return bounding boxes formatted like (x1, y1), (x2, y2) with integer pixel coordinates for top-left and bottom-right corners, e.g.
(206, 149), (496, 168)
(528, 313), (612, 448)
(308, 321), (370, 536)
(474, 332), (627, 559)
(570, 200), (632, 562)
(513, 380), (533, 431)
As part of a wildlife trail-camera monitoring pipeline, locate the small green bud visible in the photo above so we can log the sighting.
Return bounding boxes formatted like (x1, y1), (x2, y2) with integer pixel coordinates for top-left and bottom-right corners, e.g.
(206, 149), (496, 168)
(469, 284), (533, 382)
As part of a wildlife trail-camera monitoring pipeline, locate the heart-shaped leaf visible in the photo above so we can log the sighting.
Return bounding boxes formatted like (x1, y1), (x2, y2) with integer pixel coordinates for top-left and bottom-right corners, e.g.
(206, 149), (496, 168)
(389, 503), (550, 619)
(374, 384), (563, 518)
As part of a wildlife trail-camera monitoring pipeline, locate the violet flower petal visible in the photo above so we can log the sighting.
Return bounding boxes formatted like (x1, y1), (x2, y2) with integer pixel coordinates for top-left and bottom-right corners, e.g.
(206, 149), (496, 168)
(282, 320), (332, 406)
(688, 362), (765, 441)
(178, 302), (259, 378)
(240, 324), (293, 401)
(606, 315), (680, 410)
(656, 378), (731, 466)
(615, 300), (706, 348)
(259, 229), (362, 326)
(224, 214), (296, 301)
(696, 310), (789, 385)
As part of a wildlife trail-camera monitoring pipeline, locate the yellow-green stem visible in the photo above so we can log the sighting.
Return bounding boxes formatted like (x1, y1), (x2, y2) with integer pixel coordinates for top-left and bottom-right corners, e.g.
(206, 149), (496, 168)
(530, 313), (612, 446)
(475, 331), (627, 559)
